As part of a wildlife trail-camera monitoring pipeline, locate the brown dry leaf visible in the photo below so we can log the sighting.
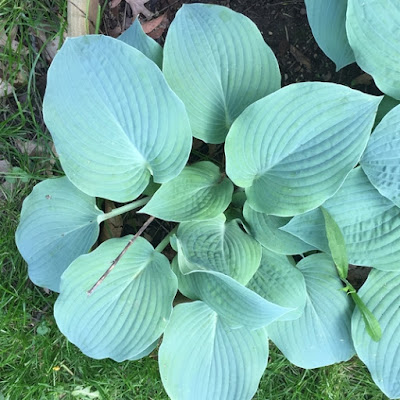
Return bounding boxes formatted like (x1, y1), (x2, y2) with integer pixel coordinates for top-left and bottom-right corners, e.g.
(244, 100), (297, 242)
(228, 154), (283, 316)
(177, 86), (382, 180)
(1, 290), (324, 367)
(290, 44), (312, 72)
(126, 0), (153, 19)
(0, 159), (11, 174)
(0, 79), (13, 97)
(0, 159), (13, 201)
(110, 0), (122, 8)
(99, 200), (124, 243)
(352, 73), (373, 87)
(109, 26), (122, 38)
(142, 14), (169, 39)
(31, 28), (64, 63)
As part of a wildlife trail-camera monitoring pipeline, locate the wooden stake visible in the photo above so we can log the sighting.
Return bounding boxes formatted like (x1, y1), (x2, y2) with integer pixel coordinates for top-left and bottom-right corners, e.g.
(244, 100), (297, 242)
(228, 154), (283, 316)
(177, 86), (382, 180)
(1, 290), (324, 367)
(68, 0), (99, 37)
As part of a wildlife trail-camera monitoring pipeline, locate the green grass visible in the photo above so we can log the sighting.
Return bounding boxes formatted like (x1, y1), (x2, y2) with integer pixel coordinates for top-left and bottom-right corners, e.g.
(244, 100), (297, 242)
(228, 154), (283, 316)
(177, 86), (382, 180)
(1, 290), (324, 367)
(0, 1), (391, 399)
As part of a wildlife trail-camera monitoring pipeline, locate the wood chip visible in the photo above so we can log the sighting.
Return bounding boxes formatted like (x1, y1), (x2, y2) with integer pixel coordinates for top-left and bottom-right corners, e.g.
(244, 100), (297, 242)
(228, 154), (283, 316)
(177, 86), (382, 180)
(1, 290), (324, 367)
(290, 44), (312, 72)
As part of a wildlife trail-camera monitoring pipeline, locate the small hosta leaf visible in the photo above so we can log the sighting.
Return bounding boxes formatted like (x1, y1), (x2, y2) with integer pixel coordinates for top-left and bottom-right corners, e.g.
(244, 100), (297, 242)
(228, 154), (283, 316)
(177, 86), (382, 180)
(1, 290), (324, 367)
(352, 269), (400, 399)
(321, 207), (348, 279)
(44, 35), (191, 202)
(118, 17), (163, 68)
(268, 253), (355, 368)
(346, 0), (400, 100)
(171, 269), (292, 329)
(247, 248), (307, 321)
(15, 177), (102, 292)
(54, 236), (177, 361)
(225, 82), (381, 216)
(140, 162), (233, 222)
(175, 213), (261, 284)
(283, 167), (400, 271)
(361, 105), (400, 207)
(243, 201), (315, 255)
(163, 3), (280, 143)
(159, 301), (269, 400)
(305, 0), (355, 71)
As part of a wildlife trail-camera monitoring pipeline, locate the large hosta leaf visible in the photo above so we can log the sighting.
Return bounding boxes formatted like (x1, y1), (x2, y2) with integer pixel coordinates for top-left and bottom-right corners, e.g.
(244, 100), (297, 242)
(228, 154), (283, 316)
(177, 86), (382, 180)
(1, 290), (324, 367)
(247, 248), (307, 321)
(163, 3), (280, 143)
(118, 17), (163, 68)
(243, 201), (316, 255)
(15, 177), (102, 292)
(361, 105), (400, 207)
(174, 213), (261, 284)
(283, 167), (400, 271)
(346, 0), (400, 100)
(352, 269), (400, 399)
(54, 236), (177, 361)
(172, 269), (291, 329)
(268, 253), (355, 368)
(225, 82), (381, 216)
(44, 35), (191, 202)
(140, 162), (233, 222)
(305, 0), (355, 70)
(159, 301), (269, 400)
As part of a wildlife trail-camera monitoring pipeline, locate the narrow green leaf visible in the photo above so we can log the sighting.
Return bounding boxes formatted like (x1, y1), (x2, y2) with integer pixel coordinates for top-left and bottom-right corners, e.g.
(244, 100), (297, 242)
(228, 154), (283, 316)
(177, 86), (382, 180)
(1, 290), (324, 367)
(140, 162), (233, 222)
(321, 207), (348, 279)
(15, 177), (102, 292)
(349, 287), (381, 342)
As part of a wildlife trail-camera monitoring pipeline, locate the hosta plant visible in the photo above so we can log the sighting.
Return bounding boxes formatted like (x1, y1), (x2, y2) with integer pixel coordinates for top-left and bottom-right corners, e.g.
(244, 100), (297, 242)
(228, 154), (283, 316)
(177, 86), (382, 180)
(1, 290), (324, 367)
(16, 4), (400, 399)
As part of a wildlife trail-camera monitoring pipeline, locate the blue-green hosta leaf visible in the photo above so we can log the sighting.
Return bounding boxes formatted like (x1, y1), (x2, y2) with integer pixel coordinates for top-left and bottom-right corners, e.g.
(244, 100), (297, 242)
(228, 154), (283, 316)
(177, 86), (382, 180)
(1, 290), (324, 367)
(43, 35), (191, 202)
(225, 82), (381, 216)
(283, 167), (400, 271)
(175, 213), (261, 285)
(118, 18), (163, 68)
(305, 0), (355, 71)
(243, 201), (316, 255)
(163, 3), (280, 144)
(247, 248), (307, 321)
(173, 268), (292, 329)
(346, 0), (400, 100)
(15, 177), (102, 292)
(268, 253), (355, 368)
(159, 301), (269, 400)
(171, 256), (199, 300)
(54, 236), (177, 361)
(361, 105), (400, 207)
(352, 269), (400, 399)
(140, 162), (233, 222)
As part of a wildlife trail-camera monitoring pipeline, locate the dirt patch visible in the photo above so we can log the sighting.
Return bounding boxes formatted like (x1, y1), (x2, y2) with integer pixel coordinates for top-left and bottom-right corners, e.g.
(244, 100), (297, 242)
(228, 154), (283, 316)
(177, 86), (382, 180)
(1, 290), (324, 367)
(104, 0), (382, 95)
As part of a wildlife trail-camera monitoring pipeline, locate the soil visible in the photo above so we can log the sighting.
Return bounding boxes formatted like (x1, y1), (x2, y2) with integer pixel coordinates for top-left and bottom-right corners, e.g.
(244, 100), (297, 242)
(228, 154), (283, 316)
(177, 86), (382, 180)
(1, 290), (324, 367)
(103, 0), (382, 94)
(102, 0), (376, 288)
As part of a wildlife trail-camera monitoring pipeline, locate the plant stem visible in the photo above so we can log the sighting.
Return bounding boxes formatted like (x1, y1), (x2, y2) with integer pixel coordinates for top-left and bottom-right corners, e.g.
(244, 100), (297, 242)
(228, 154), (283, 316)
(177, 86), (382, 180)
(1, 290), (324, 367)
(87, 215), (155, 296)
(97, 197), (150, 223)
(155, 225), (178, 253)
